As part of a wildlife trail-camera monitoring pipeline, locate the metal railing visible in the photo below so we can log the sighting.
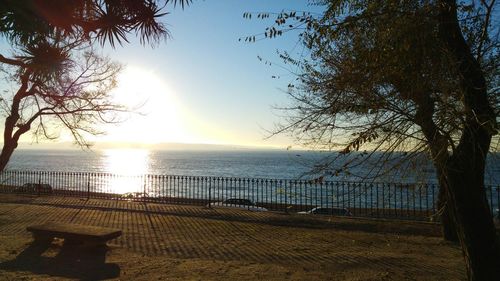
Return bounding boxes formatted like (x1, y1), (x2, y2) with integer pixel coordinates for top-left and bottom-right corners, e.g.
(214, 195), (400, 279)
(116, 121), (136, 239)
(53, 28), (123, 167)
(0, 170), (498, 221)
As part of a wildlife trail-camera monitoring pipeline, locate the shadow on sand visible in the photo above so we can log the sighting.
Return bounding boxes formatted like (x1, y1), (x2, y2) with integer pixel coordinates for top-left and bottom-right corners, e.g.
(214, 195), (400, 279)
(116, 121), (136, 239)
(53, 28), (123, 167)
(0, 240), (120, 280)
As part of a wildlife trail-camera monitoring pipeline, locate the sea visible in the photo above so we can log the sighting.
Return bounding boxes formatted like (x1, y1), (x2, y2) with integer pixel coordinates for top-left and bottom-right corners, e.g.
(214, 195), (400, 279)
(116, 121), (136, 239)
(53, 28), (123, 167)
(5, 149), (500, 185)
(3, 149), (499, 214)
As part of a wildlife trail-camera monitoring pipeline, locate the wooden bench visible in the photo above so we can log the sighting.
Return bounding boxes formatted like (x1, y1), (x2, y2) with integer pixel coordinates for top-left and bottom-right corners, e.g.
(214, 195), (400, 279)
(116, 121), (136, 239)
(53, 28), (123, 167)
(27, 222), (122, 247)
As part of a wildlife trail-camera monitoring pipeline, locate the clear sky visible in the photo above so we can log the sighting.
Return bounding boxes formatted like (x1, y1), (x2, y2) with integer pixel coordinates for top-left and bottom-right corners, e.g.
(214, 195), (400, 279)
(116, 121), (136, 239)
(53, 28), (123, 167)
(91, 0), (323, 149)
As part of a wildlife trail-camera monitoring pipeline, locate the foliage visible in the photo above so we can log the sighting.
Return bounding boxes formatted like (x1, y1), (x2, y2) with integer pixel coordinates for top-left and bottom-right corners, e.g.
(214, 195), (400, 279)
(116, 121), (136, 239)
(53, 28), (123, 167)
(245, 0), (499, 179)
(0, 0), (192, 47)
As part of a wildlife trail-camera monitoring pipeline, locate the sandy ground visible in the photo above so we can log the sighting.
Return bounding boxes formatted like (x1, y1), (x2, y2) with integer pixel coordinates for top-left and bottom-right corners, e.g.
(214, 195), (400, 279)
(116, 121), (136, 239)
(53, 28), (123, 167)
(0, 194), (466, 280)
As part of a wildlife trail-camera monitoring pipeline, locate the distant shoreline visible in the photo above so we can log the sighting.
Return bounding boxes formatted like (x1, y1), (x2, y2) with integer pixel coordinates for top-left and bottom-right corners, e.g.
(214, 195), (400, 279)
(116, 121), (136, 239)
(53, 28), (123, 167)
(14, 142), (290, 151)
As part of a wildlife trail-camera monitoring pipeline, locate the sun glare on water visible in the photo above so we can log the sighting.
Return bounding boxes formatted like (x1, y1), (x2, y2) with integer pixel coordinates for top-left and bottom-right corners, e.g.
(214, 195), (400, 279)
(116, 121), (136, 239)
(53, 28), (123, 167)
(103, 148), (150, 194)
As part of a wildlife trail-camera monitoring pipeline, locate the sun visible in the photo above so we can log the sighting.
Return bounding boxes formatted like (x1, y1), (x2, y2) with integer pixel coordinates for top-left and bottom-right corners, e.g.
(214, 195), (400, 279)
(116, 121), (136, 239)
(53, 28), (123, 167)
(110, 67), (165, 110)
(99, 66), (192, 144)
(93, 65), (247, 147)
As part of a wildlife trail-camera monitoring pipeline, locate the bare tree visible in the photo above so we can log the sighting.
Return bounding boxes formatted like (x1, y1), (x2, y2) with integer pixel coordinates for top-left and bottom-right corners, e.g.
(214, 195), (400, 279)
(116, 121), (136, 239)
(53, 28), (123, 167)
(0, 41), (122, 171)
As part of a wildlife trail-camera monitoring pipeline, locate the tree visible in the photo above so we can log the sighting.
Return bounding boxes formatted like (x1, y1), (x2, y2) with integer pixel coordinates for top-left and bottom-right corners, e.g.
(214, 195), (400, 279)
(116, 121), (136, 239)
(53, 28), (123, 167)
(0, 0), (192, 47)
(0, 0), (191, 171)
(0, 43), (122, 171)
(247, 0), (499, 279)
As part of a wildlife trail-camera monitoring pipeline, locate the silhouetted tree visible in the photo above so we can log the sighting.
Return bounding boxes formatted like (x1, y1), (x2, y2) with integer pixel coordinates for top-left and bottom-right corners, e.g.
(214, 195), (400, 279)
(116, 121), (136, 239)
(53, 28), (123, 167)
(0, 0), (191, 170)
(246, 0), (499, 279)
(0, 43), (123, 171)
(0, 0), (191, 46)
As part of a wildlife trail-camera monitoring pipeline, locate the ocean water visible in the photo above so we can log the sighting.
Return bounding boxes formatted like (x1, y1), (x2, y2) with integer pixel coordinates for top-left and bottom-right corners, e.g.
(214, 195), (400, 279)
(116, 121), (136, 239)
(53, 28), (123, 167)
(3, 149), (499, 215)
(7, 149), (317, 179)
(5, 149), (500, 185)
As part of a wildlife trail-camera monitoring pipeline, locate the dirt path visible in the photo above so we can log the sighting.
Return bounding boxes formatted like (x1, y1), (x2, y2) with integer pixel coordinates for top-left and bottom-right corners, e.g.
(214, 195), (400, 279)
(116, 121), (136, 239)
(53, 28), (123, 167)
(0, 194), (465, 280)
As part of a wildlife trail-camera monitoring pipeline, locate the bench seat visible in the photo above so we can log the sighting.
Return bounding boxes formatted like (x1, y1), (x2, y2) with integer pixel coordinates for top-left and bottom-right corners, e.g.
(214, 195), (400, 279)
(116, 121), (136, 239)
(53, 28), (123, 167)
(27, 222), (122, 246)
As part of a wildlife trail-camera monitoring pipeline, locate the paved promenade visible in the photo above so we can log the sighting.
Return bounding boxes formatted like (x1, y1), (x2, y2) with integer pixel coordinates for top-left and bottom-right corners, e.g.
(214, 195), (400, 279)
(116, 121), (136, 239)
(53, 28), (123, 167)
(0, 194), (465, 280)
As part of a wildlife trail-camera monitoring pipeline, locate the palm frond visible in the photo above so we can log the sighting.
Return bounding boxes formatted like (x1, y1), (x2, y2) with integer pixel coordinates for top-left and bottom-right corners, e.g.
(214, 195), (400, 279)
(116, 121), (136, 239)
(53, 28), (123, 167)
(16, 41), (72, 81)
(166, 0), (193, 9)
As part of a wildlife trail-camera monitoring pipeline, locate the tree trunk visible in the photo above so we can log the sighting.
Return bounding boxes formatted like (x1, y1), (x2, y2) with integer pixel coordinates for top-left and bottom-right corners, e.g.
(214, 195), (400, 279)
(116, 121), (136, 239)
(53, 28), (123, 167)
(1, 106), (20, 172)
(436, 162), (458, 242)
(412, 90), (459, 242)
(437, 182), (458, 242)
(436, 1), (500, 279)
(0, 141), (17, 172)
(442, 152), (500, 280)
(0, 71), (31, 172)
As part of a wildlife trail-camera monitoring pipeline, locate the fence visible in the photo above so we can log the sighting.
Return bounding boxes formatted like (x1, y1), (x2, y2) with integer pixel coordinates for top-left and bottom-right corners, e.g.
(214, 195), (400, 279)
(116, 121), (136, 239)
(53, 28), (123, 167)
(0, 170), (498, 221)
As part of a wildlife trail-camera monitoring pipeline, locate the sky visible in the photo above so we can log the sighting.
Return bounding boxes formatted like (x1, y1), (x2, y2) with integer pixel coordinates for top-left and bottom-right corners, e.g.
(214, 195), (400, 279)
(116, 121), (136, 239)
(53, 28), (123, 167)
(85, 0), (323, 149)
(0, 0), (326, 150)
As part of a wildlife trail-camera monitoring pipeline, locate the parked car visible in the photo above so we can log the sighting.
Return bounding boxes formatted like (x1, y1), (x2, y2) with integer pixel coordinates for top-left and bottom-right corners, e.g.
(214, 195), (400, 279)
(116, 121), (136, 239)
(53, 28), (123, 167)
(298, 207), (352, 216)
(121, 192), (150, 201)
(207, 198), (268, 212)
(15, 183), (53, 194)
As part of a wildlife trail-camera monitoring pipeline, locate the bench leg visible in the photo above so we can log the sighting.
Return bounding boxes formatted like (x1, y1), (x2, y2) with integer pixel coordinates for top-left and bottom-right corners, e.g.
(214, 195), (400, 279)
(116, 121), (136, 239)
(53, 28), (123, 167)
(83, 240), (107, 248)
(64, 238), (84, 246)
(63, 239), (107, 249)
(32, 233), (53, 245)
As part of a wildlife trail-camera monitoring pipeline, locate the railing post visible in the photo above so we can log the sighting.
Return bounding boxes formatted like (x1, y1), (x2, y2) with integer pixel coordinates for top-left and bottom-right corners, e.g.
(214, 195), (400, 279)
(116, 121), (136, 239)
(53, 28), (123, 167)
(143, 175), (147, 202)
(284, 180), (288, 213)
(37, 172), (41, 196)
(496, 185), (499, 216)
(208, 178), (212, 208)
(487, 185), (492, 213)
(432, 184), (436, 215)
(87, 180), (90, 200)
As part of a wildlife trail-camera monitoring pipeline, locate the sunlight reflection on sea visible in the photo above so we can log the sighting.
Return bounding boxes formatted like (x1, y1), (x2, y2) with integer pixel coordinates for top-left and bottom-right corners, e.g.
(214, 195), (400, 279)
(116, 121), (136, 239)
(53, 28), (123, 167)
(101, 149), (150, 194)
